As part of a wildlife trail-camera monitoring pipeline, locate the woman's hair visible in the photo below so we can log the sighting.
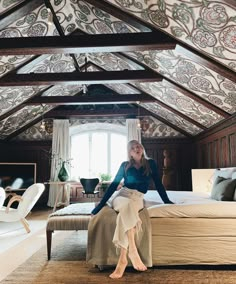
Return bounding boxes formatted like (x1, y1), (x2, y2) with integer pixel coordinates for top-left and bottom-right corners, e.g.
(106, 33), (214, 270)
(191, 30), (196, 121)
(125, 140), (151, 176)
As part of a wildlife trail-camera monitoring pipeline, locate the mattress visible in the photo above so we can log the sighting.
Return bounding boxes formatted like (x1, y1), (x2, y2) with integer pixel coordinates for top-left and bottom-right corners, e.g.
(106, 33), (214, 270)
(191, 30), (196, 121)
(144, 191), (236, 265)
(144, 190), (236, 218)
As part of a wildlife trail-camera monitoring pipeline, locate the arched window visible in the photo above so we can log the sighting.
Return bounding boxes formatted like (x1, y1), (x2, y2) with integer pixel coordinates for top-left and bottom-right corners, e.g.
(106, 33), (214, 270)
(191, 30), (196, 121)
(70, 123), (127, 180)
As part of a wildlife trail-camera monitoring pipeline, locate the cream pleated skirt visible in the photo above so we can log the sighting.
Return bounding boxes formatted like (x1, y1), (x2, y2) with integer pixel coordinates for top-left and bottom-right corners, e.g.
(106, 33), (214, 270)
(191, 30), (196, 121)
(111, 187), (144, 250)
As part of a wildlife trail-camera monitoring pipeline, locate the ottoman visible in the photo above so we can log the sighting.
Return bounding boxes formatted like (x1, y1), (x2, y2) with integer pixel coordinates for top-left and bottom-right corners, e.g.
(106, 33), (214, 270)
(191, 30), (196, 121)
(46, 202), (94, 260)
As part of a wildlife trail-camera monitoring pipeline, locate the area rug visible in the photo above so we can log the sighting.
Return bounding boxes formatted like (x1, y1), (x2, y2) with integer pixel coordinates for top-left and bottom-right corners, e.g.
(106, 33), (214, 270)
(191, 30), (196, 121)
(1, 230), (236, 284)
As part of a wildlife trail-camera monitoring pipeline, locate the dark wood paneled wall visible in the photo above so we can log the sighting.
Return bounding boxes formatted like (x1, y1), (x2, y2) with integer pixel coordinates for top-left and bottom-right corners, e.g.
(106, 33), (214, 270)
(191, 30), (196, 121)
(142, 138), (193, 191)
(0, 137), (193, 207)
(193, 115), (236, 169)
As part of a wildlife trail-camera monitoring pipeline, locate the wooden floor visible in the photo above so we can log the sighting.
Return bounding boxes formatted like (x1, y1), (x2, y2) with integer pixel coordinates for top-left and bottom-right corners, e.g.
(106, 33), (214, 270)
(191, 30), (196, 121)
(0, 197), (99, 282)
(0, 208), (52, 281)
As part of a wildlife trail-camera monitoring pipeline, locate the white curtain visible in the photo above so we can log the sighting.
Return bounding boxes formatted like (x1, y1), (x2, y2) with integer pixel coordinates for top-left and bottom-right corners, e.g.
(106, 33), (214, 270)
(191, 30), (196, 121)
(126, 118), (141, 143)
(47, 120), (71, 207)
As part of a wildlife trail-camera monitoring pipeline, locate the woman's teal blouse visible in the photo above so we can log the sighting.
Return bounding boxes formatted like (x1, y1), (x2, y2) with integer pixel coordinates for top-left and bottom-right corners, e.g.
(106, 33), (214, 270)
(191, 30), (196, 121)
(91, 159), (172, 215)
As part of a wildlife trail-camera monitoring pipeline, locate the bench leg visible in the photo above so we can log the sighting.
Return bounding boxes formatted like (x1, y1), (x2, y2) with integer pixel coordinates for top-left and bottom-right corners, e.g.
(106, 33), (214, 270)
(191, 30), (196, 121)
(46, 230), (53, 260)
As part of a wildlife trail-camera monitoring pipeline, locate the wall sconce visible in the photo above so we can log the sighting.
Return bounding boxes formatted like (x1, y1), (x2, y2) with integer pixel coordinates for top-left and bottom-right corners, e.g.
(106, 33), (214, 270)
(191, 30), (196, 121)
(47, 8), (53, 25)
(136, 101), (150, 132)
(140, 117), (150, 132)
(40, 120), (46, 131)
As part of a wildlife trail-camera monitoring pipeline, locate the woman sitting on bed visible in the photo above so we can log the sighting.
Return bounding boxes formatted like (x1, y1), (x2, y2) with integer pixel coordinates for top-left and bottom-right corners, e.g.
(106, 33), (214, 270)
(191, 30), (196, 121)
(91, 139), (173, 279)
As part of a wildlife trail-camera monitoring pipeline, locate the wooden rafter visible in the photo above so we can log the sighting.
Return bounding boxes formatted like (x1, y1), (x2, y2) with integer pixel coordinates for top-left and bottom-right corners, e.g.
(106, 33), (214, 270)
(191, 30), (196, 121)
(45, 107), (192, 137)
(0, 33), (176, 56)
(25, 94), (156, 105)
(83, 62), (205, 130)
(44, 0), (81, 72)
(0, 70), (162, 86)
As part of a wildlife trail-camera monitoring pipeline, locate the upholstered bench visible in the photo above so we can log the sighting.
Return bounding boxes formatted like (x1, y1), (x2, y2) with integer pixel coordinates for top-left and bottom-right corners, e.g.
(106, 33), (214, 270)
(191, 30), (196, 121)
(46, 202), (95, 260)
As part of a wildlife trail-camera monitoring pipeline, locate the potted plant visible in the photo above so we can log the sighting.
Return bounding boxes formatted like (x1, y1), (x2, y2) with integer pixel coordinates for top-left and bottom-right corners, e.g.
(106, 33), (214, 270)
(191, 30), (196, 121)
(99, 173), (112, 192)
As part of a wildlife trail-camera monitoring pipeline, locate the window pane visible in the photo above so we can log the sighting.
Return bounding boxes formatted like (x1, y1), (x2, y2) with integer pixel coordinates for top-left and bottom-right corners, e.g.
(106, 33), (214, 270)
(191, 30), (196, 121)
(71, 134), (89, 179)
(91, 132), (107, 177)
(110, 134), (127, 178)
(70, 126), (126, 180)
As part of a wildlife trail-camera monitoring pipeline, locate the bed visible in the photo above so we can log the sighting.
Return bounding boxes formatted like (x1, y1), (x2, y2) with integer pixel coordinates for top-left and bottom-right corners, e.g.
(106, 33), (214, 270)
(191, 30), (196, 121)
(145, 190), (236, 266)
(87, 167), (236, 266)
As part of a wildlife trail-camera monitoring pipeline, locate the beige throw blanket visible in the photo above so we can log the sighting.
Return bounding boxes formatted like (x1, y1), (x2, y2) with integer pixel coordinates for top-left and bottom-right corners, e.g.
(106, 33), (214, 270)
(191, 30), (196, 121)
(86, 205), (152, 267)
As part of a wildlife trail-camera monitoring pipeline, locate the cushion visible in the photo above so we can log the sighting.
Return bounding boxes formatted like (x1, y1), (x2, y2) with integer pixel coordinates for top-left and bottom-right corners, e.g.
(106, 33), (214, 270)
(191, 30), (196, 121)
(211, 176), (236, 201)
(213, 168), (236, 183)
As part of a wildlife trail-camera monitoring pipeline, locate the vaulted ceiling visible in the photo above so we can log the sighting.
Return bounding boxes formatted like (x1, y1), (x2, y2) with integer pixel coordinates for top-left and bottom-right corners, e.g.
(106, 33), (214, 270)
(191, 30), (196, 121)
(0, 0), (235, 141)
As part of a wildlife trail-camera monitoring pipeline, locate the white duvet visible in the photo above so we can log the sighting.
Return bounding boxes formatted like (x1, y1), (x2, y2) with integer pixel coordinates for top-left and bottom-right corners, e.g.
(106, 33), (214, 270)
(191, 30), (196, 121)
(144, 190), (236, 218)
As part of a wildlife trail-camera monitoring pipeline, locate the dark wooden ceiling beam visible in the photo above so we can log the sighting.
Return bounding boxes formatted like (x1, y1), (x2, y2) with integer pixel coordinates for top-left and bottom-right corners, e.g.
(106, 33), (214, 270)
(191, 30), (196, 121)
(44, 0), (81, 72)
(44, 107), (192, 137)
(0, 0), (44, 30)
(0, 70), (162, 86)
(45, 108), (137, 118)
(4, 105), (191, 141)
(25, 94), (156, 105)
(95, 0), (235, 77)
(0, 33), (176, 56)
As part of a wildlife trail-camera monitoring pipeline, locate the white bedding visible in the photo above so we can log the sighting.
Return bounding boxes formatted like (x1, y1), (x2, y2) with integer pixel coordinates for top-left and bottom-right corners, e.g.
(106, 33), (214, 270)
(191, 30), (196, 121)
(144, 190), (236, 218)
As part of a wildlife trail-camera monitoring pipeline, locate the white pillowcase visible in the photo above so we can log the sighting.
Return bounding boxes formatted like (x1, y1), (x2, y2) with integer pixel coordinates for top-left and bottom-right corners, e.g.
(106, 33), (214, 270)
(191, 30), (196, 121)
(232, 172), (236, 180)
(213, 167), (236, 183)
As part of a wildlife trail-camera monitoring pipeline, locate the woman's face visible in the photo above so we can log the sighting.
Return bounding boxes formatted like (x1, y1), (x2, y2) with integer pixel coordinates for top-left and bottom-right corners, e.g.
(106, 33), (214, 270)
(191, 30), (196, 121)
(130, 142), (143, 160)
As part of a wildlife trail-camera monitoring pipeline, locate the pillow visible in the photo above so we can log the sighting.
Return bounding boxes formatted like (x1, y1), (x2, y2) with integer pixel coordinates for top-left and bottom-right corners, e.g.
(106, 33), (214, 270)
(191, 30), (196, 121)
(232, 173), (236, 201)
(232, 172), (236, 180)
(213, 168), (236, 183)
(211, 176), (236, 201)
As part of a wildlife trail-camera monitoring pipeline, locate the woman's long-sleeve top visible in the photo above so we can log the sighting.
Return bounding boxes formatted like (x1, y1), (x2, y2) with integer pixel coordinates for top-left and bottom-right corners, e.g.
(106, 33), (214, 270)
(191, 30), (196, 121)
(91, 159), (172, 215)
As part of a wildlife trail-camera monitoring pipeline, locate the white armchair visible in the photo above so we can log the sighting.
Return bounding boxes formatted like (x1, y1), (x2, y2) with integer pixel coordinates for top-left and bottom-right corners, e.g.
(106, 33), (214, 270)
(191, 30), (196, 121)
(0, 183), (45, 233)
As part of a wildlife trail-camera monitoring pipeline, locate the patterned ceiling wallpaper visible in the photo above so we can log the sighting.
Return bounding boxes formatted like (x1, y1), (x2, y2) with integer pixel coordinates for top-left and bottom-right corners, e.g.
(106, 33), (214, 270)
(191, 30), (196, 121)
(84, 52), (143, 71)
(0, 86), (45, 116)
(0, 104), (51, 140)
(0, 0), (24, 14)
(133, 81), (224, 127)
(0, 0), (235, 141)
(21, 54), (76, 74)
(108, 0), (236, 71)
(87, 64), (140, 94)
(53, 0), (141, 35)
(141, 102), (202, 136)
(13, 116), (184, 141)
(127, 49), (236, 114)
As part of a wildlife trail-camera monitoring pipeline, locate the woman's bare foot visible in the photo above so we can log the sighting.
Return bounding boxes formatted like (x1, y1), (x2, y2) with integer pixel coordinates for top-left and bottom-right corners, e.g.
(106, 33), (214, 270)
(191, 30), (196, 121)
(109, 258), (128, 279)
(128, 249), (147, 271)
